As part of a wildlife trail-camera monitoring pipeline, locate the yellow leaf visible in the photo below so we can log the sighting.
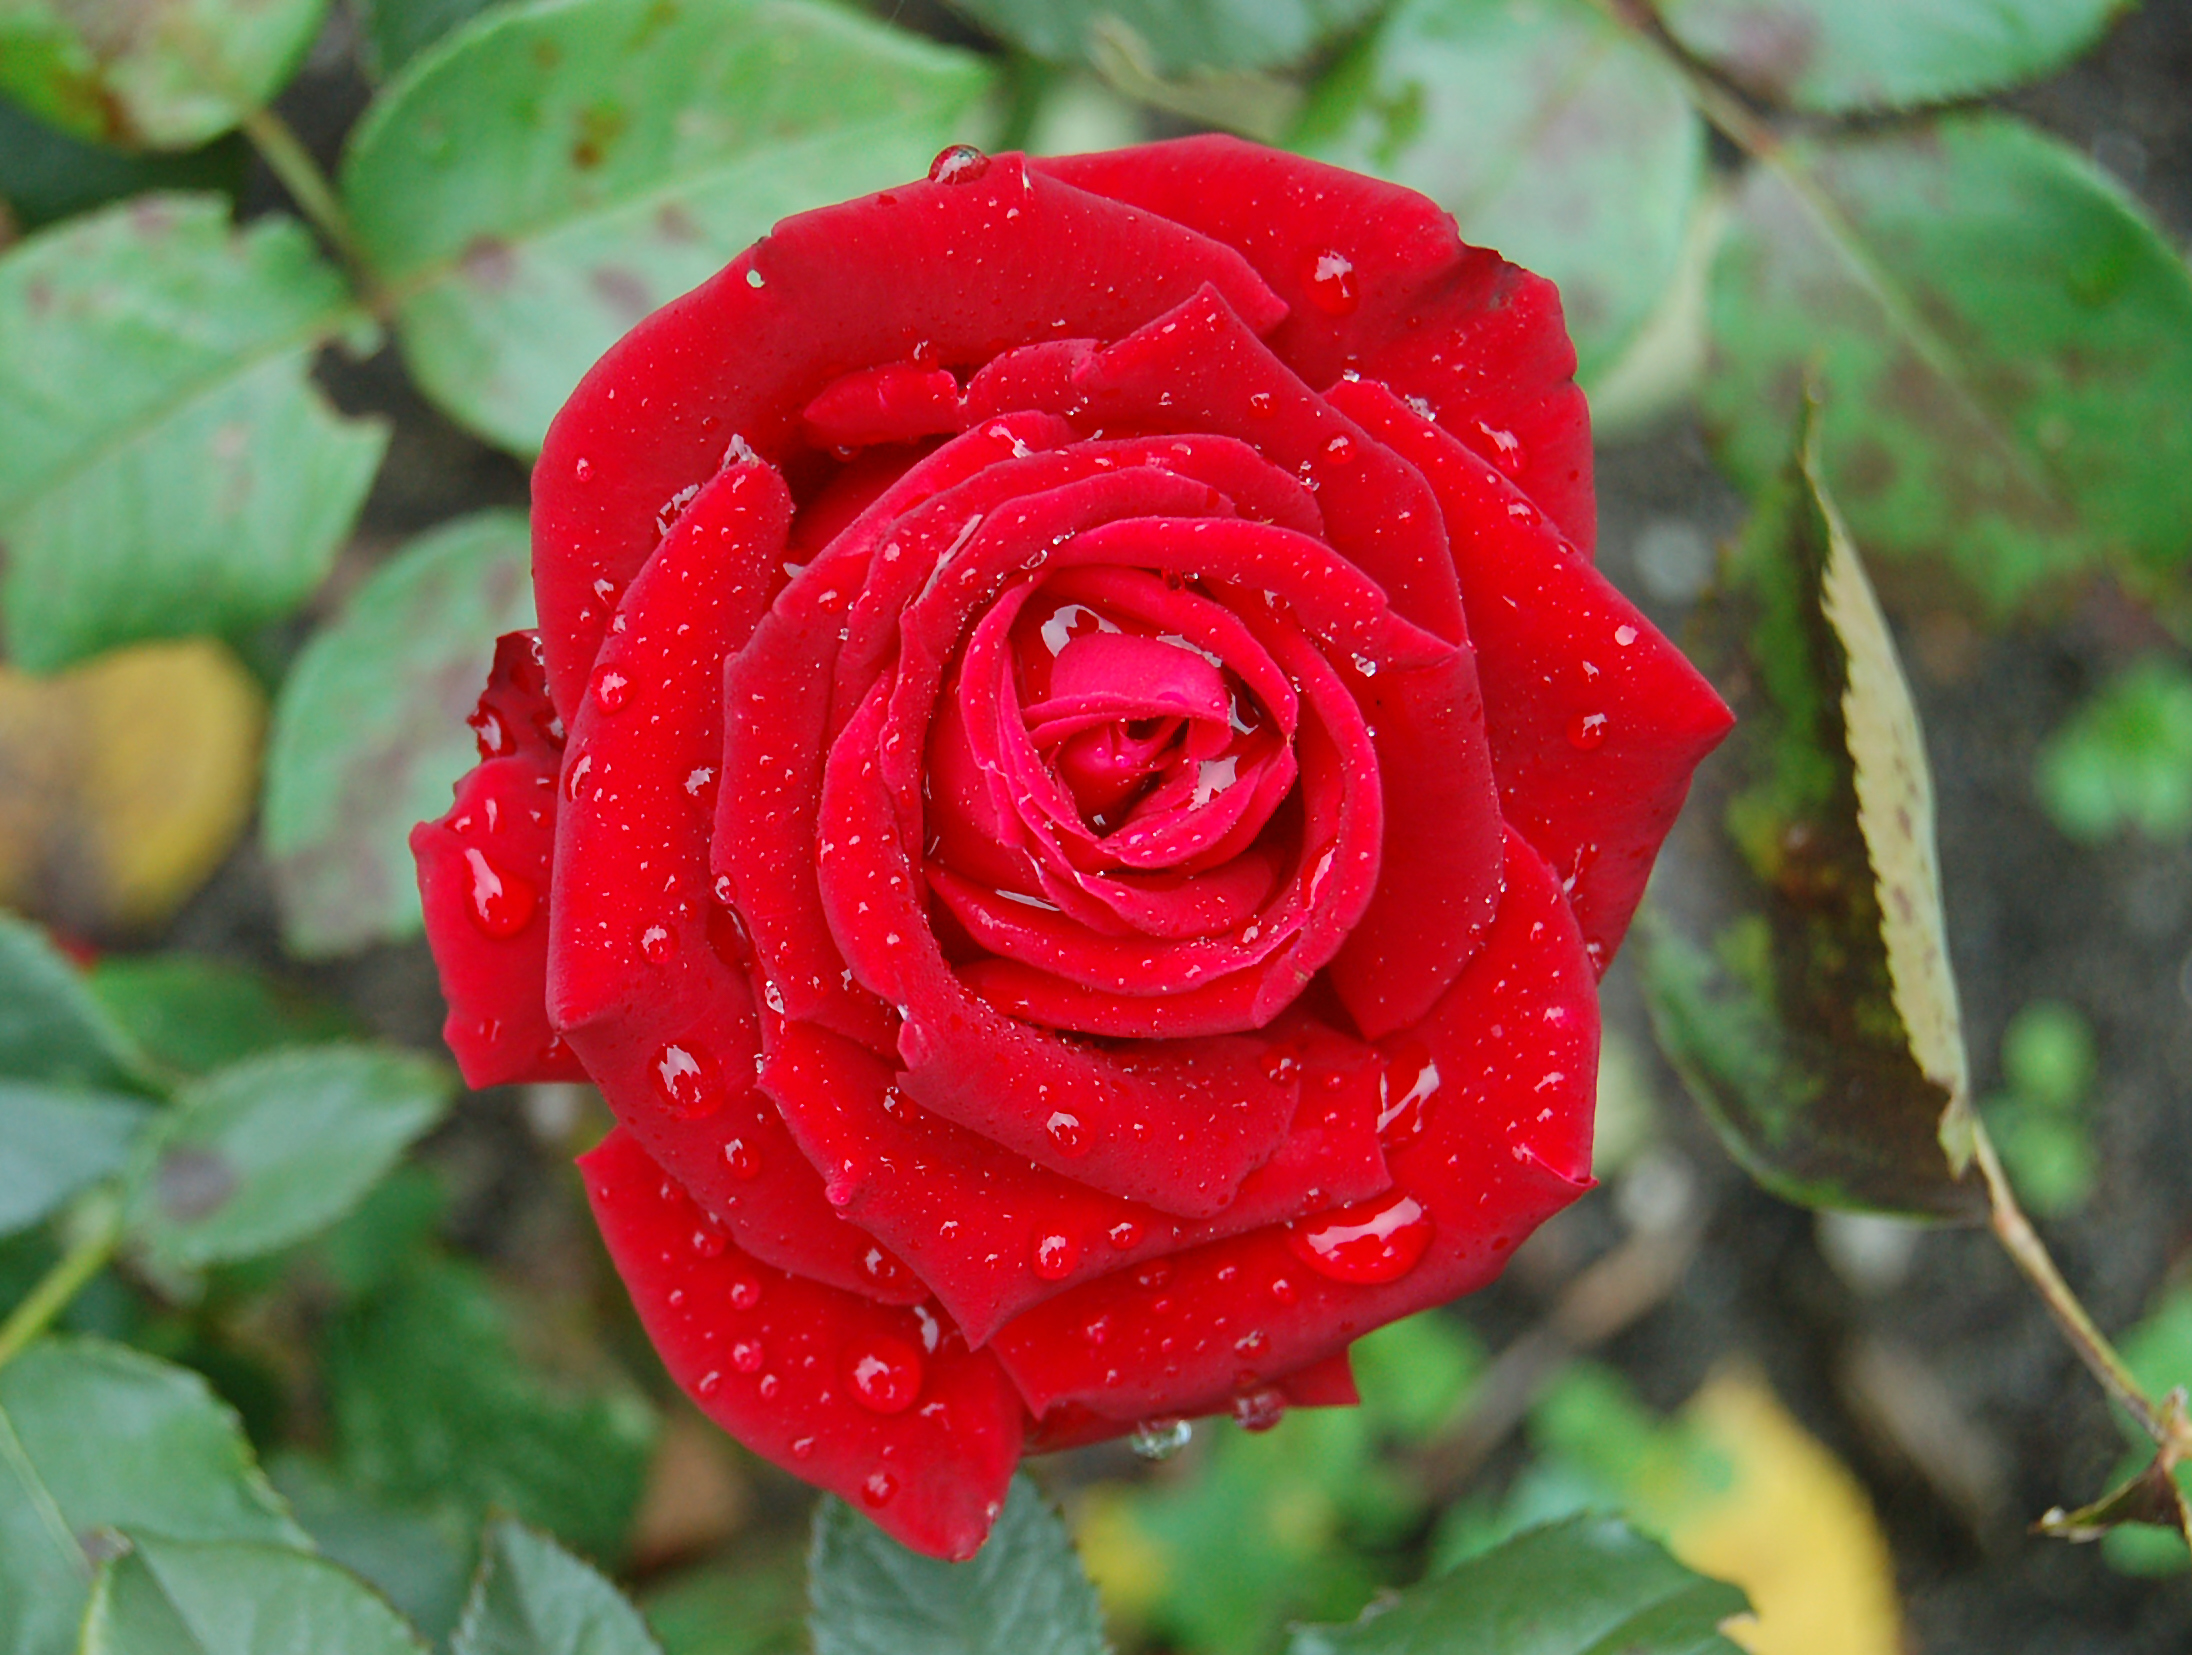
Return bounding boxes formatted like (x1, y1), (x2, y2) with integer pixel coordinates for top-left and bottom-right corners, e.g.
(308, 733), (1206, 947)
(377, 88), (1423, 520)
(1664, 1370), (1902, 1655)
(0, 639), (263, 931)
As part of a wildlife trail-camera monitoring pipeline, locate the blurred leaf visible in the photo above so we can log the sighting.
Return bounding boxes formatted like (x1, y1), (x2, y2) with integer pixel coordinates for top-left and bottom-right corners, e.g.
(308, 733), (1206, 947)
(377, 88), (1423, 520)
(944, 0), (1378, 74)
(0, 195), (386, 671)
(0, 1084), (151, 1236)
(88, 954), (352, 1077)
(1704, 116), (2192, 611)
(0, 912), (150, 1090)
(269, 1455), (474, 1643)
(0, 640), (265, 932)
(1295, 0), (1703, 380)
(125, 1045), (456, 1273)
(1657, 0), (2130, 114)
(1986, 1106), (2094, 1217)
(1999, 1000), (2096, 1108)
(1287, 1513), (1748, 1655)
(310, 1166), (449, 1300)
(0, 1337), (306, 1655)
(81, 1536), (426, 1655)
(355, 0), (508, 78)
(1349, 1311), (1482, 1443)
(326, 1254), (657, 1562)
(0, 95), (244, 230)
(1640, 399), (1982, 1218)
(264, 511), (534, 957)
(341, 0), (996, 455)
(809, 1473), (1103, 1655)
(1528, 1365), (1735, 1538)
(2036, 656), (2192, 842)
(642, 1547), (805, 1655)
(453, 1516), (662, 1655)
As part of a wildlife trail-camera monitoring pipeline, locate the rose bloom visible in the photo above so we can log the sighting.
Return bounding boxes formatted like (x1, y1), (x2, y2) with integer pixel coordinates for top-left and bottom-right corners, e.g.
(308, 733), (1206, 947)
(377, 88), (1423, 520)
(413, 137), (1731, 1558)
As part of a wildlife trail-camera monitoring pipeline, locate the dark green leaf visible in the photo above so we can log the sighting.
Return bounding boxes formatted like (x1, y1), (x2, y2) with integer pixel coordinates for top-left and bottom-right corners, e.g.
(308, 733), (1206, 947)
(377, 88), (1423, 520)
(0, 96), (245, 231)
(81, 1537), (426, 1655)
(87, 955), (353, 1077)
(0, 1337), (304, 1655)
(945, 0), (1378, 74)
(0, 1084), (152, 1236)
(1286, 1514), (1748, 1655)
(0, 0), (328, 148)
(642, 1548), (805, 1655)
(1639, 400), (1983, 1218)
(270, 1455), (474, 1643)
(453, 1517), (663, 1655)
(326, 1255), (657, 1562)
(1704, 116), (2192, 610)
(0, 196), (387, 672)
(356, 0), (509, 78)
(1294, 0), (1703, 381)
(125, 1046), (456, 1272)
(341, 0), (996, 455)
(0, 913), (149, 1090)
(2036, 656), (2192, 842)
(1658, 0), (2130, 113)
(808, 1473), (1105, 1655)
(263, 511), (534, 956)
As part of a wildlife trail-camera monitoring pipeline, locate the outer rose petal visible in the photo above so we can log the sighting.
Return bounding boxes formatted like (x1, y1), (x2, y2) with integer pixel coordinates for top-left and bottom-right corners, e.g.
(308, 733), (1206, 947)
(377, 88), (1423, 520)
(581, 1128), (1023, 1561)
(1032, 137), (1595, 556)
(989, 828), (1595, 1424)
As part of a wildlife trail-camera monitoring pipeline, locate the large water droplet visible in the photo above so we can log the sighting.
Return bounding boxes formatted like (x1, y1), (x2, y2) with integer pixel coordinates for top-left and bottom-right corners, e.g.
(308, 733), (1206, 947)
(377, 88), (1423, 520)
(1107, 1219), (1143, 1251)
(592, 667), (630, 713)
(1376, 1040), (1441, 1145)
(1300, 248), (1360, 316)
(846, 1335), (924, 1414)
(729, 1274), (761, 1311)
(1046, 1111), (1086, 1155)
(928, 144), (990, 185)
(652, 1041), (724, 1119)
(1232, 1387), (1288, 1433)
(731, 1338), (763, 1372)
(1475, 420), (1526, 475)
(564, 751), (593, 802)
(640, 924), (676, 964)
(1567, 712), (1608, 751)
(467, 704), (516, 760)
(463, 849), (535, 938)
(1129, 1417), (1192, 1461)
(1287, 1192), (1434, 1284)
(1033, 1232), (1078, 1280)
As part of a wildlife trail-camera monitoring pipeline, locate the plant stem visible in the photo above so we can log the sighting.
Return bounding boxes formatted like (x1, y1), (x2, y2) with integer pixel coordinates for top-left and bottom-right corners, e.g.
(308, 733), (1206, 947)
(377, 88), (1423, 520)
(241, 106), (360, 265)
(0, 1195), (124, 1372)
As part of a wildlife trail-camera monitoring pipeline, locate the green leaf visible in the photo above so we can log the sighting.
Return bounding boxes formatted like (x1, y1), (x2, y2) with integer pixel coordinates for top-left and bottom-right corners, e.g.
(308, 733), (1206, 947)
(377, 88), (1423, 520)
(1638, 399), (1983, 1218)
(1658, 0), (2130, 114)
(269, 1455), (474, 1643)
(87, 955), (353, 1078)
(263, 511), (535, 957)
(355, 0), (508, 78)
(0, 1085), (152, 1237)
(82, 1536), (426, 1655)
(0, 195), (387, 672)
(342, 0), (997, 456)
(808, 1474), (1105, 1655)
(453, 1517), (663, 1655)
(0, 1337), (305, 1655)
(1349, 1311), (1482, 1444)
(326, 1255), (657, 1563)
(945, 0), (1378, 74)
(0, 913), (149, 1091)
(642, 1548), (805, 1655)
(1704, 115), (2192, 611)
(0, 0), (327, 149)
(125, 1045), (456, 1273)
(2036, 656), (2192, 842)
(1999, 1000), (2095, 1109)
(1286, 1514), (1748, 1655)
(1294, 0), (1704, 381)
(0, 95), (245, 231)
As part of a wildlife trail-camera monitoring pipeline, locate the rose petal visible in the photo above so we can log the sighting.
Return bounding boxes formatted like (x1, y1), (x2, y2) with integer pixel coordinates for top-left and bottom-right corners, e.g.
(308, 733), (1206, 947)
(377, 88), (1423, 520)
(803, 363), (965, 450)
(580, 1128), (1023, 1561)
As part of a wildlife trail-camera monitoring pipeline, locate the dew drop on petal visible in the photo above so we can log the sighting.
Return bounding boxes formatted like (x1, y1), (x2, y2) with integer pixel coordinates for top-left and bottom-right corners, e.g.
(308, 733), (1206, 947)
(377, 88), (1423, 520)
(696, 1370), (721, 1396)
(928, 144), (990, 185)
(1376, 1040), (1441, 1145)
(1615, 624), (1639, 646)
(1261, 1048), (1301, 1085)
(573, 456), (594, 482)
(1232, 1387), (1288, 1433)
(845, 1335), (924, 1414)
(591, 668), (629, 713)
(691, 1223), (727, 1259)
(731, 1338), (763, 1373)
(757, 1373), (780, 1399)
(1567, 712), (1608, 751)
(1286, 1192), (1435, 1284)
(729, 1275), (761, 1311)
(861, 1469), (899, 1507)
(564, 751), (593, 802)
(722, 1138), (760, 1179)
(1269, 1276), (1299, 1306)
(1046, 1111), (1086, 1155)
(652, 1041), (724, 1119)
(462, 849), (535, 938)
(640, 924), (675, 964)
(1301, 248), (1360, 316)
(1033, 1232), (1078, 1280)
(792, 1436), (816, 1460)
(1108, 1220), (1143, 1251)
(1129, 1417), (1192, 1461)
(1246, 391), (1276, 418)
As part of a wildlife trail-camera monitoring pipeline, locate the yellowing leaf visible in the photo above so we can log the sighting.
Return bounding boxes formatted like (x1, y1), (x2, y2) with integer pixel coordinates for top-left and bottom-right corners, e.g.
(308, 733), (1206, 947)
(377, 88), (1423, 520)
(1663, 1371), (1901, 1655)
(0, 639), (264, 930)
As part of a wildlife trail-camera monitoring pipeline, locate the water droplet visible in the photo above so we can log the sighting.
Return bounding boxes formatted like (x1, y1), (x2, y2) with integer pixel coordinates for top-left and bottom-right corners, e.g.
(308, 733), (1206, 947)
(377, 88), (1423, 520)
(467, 705), (515, 759)
(592, 667), (629, 713)
(1262, 1049), (1301, 1085)
(462, 849), (535, 938)
(1232, 1387), (1288, 1432)
(846, 1335), (924, 1414)
(1129, 1417), (1192, 1461)
(691, 1223), (727, 1259)
(640, 924), (675, 964)
(1301, 248), (1359, 316)
(712, 872), (735, 905)
(1376, 1041), (1441, 1145)
(1046, 1111), (1086, 1155)
(792, 1436), (816, 1460)
(729, 1275), (761, 1310)
(1567, 712), (1608, 751)
(564, 751), (593, 801)
(1246, 391), (1276, 418)
(928, 143), (990, 185)
(1270, 1276), (1299, 1306)
(696, 1370), (721, 1396)
(745, 267), (765, 289)
(1286, 1192), (1435, 1284)
(732, 1338), (763, 1372)
(652, 1041), (724, 1119)
(1033, 1232), (1078, 1280)
(861, 1469), (899, 1507)
(1233, 1329), (1268, 1356)
(1108, 1220), (1143, 1251)
(757, 1373), (780, 1399)
(1324, 433), (1357, 466)
(1614, 623), (1639, 647)
(1475, 420), (1526, 474)
(723, 1138), (760, 1179)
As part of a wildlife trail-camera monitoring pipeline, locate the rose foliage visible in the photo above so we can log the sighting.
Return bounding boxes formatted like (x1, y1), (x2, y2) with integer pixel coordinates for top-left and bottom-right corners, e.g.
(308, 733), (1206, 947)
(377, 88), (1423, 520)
(412, 137), (1732, 1559)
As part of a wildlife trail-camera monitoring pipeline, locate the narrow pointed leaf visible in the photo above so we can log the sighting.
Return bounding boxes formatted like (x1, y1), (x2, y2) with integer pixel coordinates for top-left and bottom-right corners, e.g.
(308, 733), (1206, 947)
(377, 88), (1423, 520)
(452, 1518), (663, 1655)
(1640, 400), (1982, 1218)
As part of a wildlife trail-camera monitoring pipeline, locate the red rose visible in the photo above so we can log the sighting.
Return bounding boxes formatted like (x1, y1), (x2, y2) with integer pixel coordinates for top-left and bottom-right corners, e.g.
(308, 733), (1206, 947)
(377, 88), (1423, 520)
(412, 137), (1731, 1558)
